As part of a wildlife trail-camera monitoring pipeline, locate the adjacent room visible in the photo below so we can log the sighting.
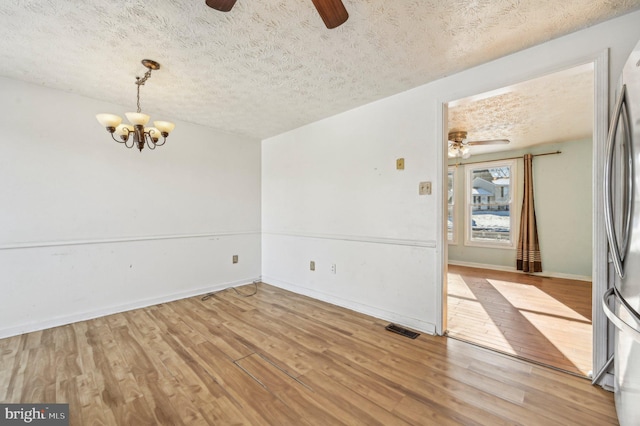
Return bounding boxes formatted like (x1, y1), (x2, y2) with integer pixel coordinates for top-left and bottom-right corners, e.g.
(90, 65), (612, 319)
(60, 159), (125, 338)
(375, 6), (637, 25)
(445, 64), (594, 377)
(1, 1), (640, 424)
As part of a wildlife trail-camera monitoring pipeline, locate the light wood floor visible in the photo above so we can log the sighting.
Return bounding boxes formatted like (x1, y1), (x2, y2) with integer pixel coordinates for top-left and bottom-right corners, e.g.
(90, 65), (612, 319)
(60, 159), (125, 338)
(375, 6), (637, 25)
(1, 282), (615, 425)
(447, 265), (593, 377)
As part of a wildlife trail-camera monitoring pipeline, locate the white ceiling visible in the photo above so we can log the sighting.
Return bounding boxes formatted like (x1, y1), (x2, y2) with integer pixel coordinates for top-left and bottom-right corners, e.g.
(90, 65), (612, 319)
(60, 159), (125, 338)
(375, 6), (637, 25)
(0, 0), (638, 139)
(448, 63), (594, 156)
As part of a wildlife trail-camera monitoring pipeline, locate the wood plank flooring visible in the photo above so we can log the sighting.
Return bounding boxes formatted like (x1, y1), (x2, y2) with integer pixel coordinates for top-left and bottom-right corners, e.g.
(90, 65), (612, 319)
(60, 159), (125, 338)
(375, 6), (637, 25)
(447, 265), (593, 377)
(1, 282), (615, 425)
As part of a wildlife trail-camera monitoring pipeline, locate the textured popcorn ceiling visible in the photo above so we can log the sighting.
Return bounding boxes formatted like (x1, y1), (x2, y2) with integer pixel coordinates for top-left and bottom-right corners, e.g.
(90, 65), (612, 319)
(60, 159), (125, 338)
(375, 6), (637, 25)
(448, 63), (594, 156)
(0, 0), (638, 139)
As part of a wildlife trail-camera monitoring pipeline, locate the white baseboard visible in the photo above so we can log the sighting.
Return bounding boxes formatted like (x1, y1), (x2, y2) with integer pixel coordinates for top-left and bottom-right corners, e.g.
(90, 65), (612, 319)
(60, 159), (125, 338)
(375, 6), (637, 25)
(447, 260), (592, 282)
(262, 275), (437, 335)
(0, 277), (261, 339)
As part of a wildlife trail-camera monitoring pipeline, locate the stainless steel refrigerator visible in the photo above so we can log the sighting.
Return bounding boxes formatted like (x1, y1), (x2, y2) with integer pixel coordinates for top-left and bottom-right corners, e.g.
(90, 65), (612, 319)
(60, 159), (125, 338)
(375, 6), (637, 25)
(603, 39), (640, 426)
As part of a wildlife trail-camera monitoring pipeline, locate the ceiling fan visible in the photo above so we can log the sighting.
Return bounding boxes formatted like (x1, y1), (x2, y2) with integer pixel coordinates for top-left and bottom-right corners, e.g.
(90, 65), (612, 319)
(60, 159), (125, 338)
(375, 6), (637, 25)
(205, 0), (349, 29)
(448, 131), (510, 159)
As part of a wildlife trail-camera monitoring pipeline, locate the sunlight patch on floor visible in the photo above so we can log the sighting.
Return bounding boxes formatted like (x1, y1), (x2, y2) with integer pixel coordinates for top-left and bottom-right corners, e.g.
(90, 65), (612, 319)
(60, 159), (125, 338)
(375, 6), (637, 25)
(446, 268), (592, 376)
(447, 273), (477, 300)
(487, 278), (590, 321)
(519, 310), (592, 374)
(447, 274), (515, 352)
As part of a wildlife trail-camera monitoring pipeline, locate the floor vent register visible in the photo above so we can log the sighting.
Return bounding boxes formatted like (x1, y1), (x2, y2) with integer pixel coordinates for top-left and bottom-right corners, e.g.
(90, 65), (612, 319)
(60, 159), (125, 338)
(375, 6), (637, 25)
(385, 324), (420, 339)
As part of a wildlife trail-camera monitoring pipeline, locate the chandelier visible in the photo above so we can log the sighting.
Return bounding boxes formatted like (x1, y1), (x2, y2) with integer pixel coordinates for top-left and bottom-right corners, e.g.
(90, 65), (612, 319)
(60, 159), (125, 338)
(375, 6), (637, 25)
(96, 59), (175, 152)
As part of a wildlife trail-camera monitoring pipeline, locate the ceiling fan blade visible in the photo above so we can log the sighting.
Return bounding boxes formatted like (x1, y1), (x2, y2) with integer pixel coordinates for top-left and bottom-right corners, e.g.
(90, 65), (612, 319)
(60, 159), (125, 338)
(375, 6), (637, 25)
(467, 139), (510, 145)
(205, 0), (237, 12)
(310, 0), (349, 29)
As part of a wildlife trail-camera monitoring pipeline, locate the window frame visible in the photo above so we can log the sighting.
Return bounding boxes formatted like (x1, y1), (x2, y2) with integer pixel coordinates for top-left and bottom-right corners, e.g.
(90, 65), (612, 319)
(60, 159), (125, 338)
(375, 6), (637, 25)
(447, 166), (458, 245)
(463, 159), (517, 249)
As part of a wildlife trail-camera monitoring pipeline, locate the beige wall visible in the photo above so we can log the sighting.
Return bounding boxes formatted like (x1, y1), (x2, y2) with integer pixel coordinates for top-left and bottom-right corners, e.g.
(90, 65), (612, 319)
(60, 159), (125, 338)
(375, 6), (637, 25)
(448, 138), (593, 279)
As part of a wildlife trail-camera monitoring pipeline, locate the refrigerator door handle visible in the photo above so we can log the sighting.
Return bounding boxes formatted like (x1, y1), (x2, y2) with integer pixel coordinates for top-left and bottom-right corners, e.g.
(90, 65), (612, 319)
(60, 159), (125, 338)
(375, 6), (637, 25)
(620, 100), (633, 262)
(602, 287), (640, 344)
(604, 84), (633, 279)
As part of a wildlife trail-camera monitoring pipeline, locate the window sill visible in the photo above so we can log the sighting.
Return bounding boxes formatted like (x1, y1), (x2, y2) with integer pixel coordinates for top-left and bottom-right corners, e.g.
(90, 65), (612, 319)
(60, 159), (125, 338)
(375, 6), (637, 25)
(464, 241), (515, 250)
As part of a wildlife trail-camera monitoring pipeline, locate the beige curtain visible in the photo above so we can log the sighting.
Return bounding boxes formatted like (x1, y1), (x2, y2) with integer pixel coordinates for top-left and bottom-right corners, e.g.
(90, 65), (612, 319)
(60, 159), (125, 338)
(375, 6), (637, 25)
(517, 154), (542, 272)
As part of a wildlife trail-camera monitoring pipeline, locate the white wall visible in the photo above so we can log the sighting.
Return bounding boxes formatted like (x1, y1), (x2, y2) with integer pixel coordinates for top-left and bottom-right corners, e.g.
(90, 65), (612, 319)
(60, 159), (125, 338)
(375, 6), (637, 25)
(448, 139), (593, 280)
(262, 11), (640, 334)
(0, 77), (262, 338)
(262, 94), (438, 332)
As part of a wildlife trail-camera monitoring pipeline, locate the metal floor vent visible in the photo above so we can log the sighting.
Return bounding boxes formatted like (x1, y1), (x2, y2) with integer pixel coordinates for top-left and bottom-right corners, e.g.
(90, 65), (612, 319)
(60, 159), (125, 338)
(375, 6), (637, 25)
(385, 323), (420, 339)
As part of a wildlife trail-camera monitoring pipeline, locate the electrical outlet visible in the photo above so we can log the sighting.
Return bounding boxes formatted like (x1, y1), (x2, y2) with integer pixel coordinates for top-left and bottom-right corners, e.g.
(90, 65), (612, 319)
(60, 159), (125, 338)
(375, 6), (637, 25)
(331, 264), (337, 274)
(396, 158), (405, 170)
(310, 261), (315, 271)
(419, 181), (432, 195)
(232, 255), (238, 264)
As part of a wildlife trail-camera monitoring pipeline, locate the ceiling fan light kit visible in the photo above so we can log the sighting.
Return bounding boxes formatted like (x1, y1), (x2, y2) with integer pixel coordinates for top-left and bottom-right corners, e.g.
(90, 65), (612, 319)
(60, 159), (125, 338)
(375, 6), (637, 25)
(205, 0), (349, 29)
(95, 60), (175, 152)
(448, 131), (470, 159)
(449, 144), (471, 159)
(447, 130), (510, 159)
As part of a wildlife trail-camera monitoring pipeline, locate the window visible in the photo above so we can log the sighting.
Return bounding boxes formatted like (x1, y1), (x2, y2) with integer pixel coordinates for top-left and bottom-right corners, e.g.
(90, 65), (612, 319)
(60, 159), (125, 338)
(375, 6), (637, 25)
(447, 167), (456, 244)
(464, 160), (516, 248)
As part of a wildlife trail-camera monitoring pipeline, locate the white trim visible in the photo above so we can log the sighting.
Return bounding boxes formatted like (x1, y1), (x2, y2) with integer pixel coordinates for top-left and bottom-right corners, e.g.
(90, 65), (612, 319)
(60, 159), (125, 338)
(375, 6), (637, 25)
(0, 277), (261, 339)
(262, 275), (437, 335)
(263, 231), (437, 248)
(463, 159), (516, 249)
(435, 96), (448, 335)
(447, 166), (458, 245)
(448, 260), (592, 282)
(592, 49), (610, 387)
(0, 231), (261, 251)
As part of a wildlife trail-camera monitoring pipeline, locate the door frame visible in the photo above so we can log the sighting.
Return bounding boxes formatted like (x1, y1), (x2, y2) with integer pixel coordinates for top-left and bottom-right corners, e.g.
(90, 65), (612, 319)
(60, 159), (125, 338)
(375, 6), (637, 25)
(434, 49), (610, 385)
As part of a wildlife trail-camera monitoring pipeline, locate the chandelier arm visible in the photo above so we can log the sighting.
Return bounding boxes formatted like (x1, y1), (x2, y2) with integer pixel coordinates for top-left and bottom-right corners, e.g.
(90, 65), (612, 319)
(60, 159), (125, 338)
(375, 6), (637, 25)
(124, 128), (134, 148)
(148, 128), (161, 141)
(110, 132), (129, 145)
(110, 133), (123, 143)
(154, 136), (167, 147)
(142, 132), (156, 150)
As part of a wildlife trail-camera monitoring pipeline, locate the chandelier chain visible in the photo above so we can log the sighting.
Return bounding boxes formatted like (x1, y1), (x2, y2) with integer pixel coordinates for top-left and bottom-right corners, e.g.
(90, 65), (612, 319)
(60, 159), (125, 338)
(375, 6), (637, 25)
(134, 68), (153, 114)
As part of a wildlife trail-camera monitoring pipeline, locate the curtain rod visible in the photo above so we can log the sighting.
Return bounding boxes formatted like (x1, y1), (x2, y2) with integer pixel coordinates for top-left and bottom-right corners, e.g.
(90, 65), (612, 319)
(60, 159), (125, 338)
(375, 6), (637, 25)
(449, 150), (561, 166)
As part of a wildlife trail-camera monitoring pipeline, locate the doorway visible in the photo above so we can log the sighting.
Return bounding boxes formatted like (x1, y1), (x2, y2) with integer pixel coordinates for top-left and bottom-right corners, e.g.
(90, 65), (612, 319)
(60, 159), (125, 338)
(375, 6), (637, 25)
(440, 61), (604, 378)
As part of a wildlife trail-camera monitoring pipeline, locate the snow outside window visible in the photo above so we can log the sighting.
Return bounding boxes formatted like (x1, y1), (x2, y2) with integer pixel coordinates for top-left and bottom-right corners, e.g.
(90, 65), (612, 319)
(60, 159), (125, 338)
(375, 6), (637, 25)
(464, 159), (516, 248)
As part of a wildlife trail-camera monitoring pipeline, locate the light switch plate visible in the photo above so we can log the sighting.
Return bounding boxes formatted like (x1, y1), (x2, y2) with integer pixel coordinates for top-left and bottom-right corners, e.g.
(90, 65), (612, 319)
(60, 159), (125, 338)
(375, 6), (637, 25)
(232, 255), (238, 264)
(310, 261), (315, 271)
(419, 181), (432, 195)
(396, 158), (405, 170)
